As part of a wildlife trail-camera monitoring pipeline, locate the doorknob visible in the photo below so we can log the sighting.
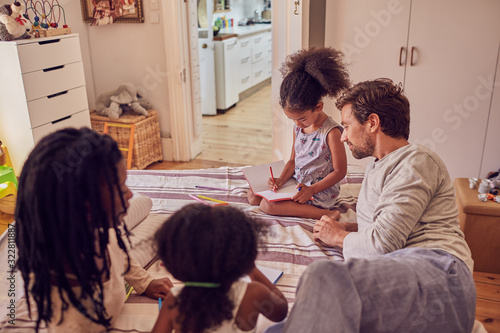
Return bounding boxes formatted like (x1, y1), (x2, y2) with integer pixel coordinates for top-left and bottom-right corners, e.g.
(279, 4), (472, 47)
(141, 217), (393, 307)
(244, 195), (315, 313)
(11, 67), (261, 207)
(202, 43), (208, 49)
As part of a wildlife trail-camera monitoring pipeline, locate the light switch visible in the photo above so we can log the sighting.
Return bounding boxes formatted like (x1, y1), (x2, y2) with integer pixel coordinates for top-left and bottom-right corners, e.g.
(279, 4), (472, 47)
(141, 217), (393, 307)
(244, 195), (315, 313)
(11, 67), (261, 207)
(150, 10), (159, 23)
(150, 0), (159, 10)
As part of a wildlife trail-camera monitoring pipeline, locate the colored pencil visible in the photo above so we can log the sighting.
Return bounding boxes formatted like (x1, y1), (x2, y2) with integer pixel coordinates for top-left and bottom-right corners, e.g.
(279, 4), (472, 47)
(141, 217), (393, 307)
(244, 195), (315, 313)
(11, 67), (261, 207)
(195, 185), (228, 191)
(188, 194), (211, 205)
(125, 286), (134, 302)
(269, 167), (277, 193)
(197, 195), (228, 205)
(159, 298), (162, 311)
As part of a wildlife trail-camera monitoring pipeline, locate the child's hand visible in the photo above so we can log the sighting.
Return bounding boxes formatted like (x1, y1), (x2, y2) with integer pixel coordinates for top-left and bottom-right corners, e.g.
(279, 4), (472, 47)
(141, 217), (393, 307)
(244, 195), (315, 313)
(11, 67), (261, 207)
(292, 183), (314, 204)
(268, 177), (282, 191)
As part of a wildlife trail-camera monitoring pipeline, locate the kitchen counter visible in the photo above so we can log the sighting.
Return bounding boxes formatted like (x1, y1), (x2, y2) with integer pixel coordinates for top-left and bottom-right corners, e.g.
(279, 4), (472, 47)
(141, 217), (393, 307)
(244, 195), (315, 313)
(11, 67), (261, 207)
(218, 24), (271, 38)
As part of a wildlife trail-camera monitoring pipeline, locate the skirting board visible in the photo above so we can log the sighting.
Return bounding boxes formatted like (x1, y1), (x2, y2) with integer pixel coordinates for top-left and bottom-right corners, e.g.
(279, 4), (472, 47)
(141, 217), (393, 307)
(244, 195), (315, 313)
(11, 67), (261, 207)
(161, 137), (174, 161)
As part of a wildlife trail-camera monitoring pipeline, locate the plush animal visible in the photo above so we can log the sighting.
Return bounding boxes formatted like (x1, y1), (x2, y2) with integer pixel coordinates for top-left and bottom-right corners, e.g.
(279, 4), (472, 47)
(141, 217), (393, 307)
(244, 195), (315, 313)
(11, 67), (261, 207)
(95, 83), (152, 119)
(0, 2), (31, 41)
(0, 141), (5, 166)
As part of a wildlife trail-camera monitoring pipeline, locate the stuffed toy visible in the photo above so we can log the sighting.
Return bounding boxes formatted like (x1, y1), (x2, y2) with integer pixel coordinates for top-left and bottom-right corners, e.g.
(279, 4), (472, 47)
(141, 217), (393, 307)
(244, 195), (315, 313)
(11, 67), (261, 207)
(0, 141), (5, 166)
(0, 2), (31, 41)
(95, 83), (153, 119)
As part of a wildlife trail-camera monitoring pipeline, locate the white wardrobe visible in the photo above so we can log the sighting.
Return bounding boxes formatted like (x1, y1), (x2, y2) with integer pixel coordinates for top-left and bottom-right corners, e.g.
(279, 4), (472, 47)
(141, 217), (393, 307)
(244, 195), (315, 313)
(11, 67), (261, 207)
(325, 0), (500, 180)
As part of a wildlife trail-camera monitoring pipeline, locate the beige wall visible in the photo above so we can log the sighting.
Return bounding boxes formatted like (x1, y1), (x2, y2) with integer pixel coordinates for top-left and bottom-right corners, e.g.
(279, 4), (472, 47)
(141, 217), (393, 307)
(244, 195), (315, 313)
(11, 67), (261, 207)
(1, 0), (172, 138)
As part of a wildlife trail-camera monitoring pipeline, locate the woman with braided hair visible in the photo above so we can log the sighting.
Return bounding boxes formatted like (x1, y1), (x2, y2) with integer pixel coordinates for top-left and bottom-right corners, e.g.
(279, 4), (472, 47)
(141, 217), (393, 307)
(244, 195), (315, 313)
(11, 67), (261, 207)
(14, 128), (172, 332)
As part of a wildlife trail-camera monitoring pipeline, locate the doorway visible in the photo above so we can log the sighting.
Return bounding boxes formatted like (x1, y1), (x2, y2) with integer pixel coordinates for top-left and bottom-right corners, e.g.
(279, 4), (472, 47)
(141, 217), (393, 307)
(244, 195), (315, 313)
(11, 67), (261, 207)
(195, 0), (274, 166)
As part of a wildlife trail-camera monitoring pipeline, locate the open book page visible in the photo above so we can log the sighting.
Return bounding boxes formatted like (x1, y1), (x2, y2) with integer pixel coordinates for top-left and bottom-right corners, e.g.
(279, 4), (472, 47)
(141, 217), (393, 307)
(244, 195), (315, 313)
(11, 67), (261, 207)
(242, 161), (299, 202)
(241, 265), (284, 285)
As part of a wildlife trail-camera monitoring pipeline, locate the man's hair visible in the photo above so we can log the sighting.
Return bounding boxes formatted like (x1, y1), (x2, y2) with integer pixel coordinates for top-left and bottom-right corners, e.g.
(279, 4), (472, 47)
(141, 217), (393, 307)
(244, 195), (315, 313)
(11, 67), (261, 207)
(335, 78), (410, 140)
(155, 204), (266, 333)
(279, 47), (350, 112)
(15, 127), (130, 331)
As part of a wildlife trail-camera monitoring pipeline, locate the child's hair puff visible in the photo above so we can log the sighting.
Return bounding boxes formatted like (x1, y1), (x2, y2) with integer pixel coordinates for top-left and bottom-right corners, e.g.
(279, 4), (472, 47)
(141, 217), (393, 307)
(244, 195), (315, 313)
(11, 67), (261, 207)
(155, 204), (266, 333)
(279, 47), (350, 112)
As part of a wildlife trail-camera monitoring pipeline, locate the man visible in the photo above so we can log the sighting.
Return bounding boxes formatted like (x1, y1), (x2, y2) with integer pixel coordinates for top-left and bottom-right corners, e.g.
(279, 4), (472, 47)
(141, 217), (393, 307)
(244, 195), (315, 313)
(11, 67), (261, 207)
(283, 79), (476, 333)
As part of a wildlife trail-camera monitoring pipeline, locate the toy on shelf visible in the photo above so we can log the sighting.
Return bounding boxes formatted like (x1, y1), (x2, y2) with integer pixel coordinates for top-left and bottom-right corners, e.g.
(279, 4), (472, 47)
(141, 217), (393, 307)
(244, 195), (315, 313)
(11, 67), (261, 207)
(23, 0), (71, 38)
(0, 1), (31, 41)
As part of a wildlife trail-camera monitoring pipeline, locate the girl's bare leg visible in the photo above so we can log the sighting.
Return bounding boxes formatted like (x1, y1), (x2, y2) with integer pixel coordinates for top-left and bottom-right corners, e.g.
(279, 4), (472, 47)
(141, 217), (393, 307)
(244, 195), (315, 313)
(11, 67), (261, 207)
(247, 189), (263, 206)
(260, 200), (340, 220)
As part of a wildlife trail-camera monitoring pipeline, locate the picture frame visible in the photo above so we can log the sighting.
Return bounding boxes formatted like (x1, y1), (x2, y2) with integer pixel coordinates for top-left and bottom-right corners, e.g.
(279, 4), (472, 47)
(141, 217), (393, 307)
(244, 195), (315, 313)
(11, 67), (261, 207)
(81, 0), (144, 25)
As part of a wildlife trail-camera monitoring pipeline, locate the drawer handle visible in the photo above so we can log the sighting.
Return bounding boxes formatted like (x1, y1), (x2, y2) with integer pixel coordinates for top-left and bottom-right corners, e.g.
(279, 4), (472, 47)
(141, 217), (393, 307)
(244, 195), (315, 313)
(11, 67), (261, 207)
(47, 90), (68, 99)
(38, 39), (61, 45)
(52, 115), (71, 124)
(241, 41), (249, 47)
(242, 77), (250, 83)
(43, 65), (64, 72)
(241, 57), (249, 63)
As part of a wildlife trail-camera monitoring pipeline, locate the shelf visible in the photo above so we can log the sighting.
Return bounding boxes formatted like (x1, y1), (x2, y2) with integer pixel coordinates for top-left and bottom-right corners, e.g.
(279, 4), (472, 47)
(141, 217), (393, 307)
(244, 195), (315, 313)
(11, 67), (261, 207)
(214, 9), (230, 13)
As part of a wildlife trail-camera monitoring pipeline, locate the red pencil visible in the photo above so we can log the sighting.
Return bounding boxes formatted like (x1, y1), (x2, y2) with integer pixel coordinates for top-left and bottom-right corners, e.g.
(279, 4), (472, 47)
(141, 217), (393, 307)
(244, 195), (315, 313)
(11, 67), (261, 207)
(269, 166), (277, 193)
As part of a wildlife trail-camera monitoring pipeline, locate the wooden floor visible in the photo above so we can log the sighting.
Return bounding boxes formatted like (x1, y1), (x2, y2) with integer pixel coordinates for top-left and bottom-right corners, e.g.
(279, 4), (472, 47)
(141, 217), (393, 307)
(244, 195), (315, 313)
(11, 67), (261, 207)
(147, 82), (273, 170)
(1, 84), (499, 332)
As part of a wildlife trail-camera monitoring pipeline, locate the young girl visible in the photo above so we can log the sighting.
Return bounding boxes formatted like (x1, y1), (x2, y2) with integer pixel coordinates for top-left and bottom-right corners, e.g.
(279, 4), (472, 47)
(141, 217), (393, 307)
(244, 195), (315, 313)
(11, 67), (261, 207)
(13, 128), (172, 332)
(248, 47), (350, 220)
(152, 204), (288, 333)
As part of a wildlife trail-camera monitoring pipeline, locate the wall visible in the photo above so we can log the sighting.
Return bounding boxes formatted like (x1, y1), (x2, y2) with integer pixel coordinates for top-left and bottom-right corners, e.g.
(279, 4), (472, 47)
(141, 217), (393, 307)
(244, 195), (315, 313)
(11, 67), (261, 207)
(1, 0), (172, 139)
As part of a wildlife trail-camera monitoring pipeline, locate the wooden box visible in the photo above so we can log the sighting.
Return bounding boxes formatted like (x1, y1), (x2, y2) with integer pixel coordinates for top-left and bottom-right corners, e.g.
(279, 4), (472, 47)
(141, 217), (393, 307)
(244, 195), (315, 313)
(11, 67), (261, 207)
(455, 178), (500, 273)
(90, 110), (163, 169)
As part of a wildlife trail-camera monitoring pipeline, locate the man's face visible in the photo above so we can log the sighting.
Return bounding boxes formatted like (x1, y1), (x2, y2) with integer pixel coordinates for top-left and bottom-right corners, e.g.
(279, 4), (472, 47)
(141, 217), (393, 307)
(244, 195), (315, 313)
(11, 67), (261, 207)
(340, 104), (375, 159)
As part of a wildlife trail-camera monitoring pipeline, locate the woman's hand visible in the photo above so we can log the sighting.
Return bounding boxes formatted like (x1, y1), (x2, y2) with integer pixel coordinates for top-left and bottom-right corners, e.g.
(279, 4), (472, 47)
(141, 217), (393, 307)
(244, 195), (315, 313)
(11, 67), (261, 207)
(292, 183), (314, 204)
(143, 277), (174, 299)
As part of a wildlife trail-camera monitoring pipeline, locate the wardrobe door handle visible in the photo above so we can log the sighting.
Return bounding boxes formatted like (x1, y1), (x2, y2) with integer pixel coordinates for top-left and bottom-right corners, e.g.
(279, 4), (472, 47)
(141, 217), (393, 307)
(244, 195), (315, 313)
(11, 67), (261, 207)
(410, 46), (416, 66)
(399, 47), (406, 66)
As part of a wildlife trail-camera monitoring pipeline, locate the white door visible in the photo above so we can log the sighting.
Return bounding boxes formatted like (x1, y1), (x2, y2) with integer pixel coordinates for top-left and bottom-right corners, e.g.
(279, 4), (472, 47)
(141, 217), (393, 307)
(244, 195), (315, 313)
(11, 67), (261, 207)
(197, 0), (217, 115)
(324, 0), (411, 86)
(271, 0), (307, 161)
(324, 0), (411, 168)
(405, 0), (500, 179)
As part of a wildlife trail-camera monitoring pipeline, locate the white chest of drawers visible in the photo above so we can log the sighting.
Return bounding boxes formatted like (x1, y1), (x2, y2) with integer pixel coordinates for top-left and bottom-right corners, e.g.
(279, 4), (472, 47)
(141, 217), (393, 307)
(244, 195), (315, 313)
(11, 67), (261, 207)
(0, 33), (91, 174)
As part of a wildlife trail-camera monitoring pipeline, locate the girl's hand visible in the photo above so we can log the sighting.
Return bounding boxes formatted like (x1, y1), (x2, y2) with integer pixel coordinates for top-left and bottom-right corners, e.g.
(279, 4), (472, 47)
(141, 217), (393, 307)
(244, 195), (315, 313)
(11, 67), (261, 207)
(268, 177), (282, 191)
(292, 183), (314, 204)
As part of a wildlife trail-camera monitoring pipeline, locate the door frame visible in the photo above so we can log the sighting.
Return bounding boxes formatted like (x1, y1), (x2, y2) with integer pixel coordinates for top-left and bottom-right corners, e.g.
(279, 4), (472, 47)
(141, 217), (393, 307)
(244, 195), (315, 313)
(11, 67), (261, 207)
(161, 0), (202, 161)
(271, 0), (308, 161)
(164, 0), (308, 162)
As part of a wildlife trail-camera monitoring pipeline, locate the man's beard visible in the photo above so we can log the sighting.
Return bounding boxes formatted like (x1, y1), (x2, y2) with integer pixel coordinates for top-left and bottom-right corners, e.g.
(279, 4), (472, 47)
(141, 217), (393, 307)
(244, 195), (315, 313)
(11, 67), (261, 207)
(349, 136), (375, 160)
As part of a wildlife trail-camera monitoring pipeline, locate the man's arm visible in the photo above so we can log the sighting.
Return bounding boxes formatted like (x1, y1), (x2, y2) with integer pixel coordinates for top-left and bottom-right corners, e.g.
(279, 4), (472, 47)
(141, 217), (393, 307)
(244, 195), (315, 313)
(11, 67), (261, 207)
(342, 153), (441, 258)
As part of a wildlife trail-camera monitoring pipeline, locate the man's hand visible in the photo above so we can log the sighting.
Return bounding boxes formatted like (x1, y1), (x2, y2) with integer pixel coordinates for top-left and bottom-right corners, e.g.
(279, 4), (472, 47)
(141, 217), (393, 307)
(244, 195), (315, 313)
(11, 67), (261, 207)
(313, 215), (350, 248)
(143, 277), (174, 299)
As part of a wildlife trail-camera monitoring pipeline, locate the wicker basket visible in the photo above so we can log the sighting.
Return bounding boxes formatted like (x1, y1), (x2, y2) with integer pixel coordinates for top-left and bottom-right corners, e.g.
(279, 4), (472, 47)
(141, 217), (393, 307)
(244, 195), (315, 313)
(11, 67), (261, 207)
(90, 110), (163, 169)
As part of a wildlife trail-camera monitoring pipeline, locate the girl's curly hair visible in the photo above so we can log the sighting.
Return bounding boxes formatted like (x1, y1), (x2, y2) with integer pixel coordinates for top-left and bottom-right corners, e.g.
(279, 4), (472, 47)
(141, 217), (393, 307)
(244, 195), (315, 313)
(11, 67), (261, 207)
(155, 204), (267, 333)
(279, 47), (350, 112)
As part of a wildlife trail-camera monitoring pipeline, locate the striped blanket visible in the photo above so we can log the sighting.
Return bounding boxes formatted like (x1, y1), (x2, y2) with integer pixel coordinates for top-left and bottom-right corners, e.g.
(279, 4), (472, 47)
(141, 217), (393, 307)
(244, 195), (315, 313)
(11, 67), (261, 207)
(0, 166), (363, 332)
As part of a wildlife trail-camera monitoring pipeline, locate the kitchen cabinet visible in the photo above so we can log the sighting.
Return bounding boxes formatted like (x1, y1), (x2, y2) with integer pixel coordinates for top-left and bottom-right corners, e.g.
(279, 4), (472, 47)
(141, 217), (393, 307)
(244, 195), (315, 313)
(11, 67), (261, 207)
(214, 37), (240, 109)
(237, 29), (272, 94)
(215, 27), (272, 110)
(325, 0), (500, 179)
(0, 33), (91, 174)
(238, 36), (253, 92)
